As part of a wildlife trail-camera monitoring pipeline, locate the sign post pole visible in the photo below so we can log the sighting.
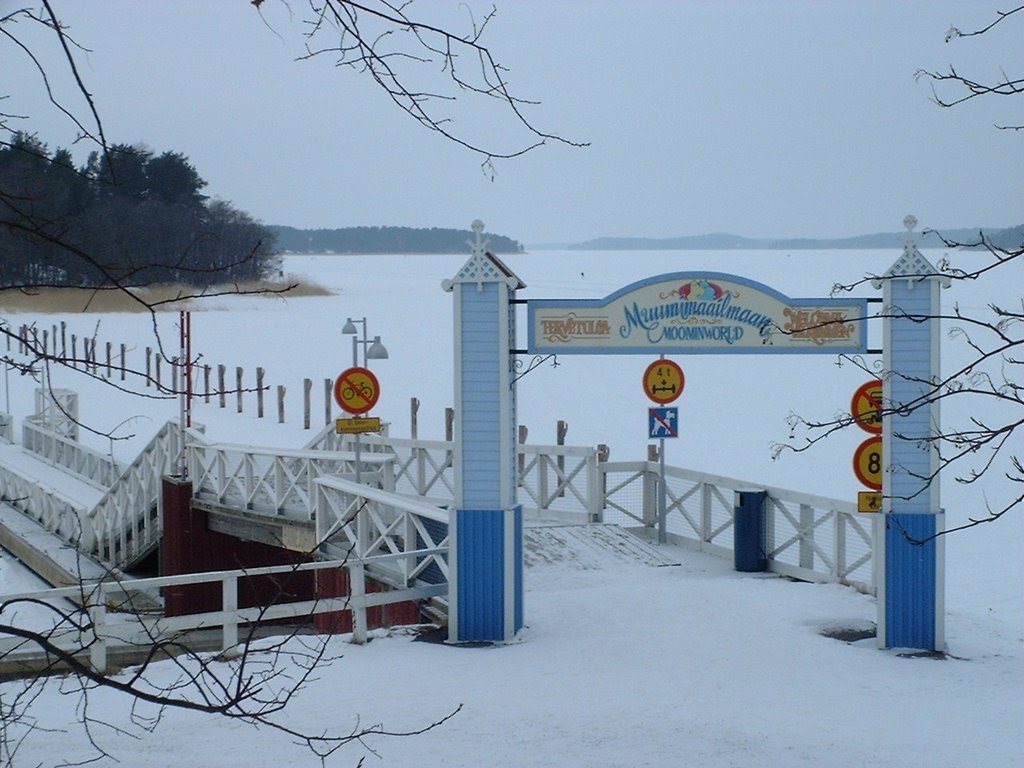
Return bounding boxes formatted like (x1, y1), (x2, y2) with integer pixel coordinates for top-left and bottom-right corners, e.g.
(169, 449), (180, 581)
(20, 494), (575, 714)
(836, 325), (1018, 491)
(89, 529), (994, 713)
(333, 365), (381, 485)
(644, 358), (684, 544)
(658, 437), (667, 544)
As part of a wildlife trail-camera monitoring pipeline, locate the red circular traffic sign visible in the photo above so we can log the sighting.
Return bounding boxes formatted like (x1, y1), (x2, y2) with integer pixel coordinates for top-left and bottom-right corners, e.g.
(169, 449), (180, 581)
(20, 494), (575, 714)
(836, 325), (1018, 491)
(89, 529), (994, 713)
(333, 366), (380, 415)
(853, 436), (882, 491)
(851, 380), (883, 434)
(643, 359), (685, 405)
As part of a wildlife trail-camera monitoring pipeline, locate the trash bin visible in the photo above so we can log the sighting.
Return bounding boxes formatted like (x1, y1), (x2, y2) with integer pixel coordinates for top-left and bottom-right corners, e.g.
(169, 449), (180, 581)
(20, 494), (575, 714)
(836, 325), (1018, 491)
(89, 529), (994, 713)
(734, 490), (767, 572)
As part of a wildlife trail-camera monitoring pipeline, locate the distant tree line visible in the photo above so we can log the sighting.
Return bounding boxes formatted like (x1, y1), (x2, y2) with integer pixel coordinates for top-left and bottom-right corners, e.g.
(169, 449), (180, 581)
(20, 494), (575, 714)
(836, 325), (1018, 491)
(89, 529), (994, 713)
(569, 225), (1024, 252)
(269, 225), (523, 254)
(0, 132), (279, 288)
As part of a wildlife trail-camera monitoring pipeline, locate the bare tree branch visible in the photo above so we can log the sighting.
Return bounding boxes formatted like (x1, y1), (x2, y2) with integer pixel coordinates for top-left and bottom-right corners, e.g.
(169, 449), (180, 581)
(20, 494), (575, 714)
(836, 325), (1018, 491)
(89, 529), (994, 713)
(915, 4), (1024, 130)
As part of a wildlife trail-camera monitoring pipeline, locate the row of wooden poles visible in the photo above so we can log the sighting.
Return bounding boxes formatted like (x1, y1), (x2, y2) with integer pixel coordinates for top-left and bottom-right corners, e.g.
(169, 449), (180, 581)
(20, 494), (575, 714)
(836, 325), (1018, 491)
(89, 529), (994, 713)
(8, 322), (330, 429)
(7, 323), (595, 448)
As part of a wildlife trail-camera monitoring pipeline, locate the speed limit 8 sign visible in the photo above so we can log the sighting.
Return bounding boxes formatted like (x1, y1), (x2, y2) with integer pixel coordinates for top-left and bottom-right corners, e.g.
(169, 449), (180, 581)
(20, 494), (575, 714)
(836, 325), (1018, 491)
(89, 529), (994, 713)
(853, 436), (882, 491)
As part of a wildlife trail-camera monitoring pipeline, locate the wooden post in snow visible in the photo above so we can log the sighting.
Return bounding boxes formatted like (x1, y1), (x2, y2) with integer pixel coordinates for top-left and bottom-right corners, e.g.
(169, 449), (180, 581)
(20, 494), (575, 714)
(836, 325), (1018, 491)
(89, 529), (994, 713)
(303, 378), (312, 429)
(324, 378), (332, 425)
(256, 367), (265, 418)
(557, 420), (568, 497)
(518, 424), (528, 483)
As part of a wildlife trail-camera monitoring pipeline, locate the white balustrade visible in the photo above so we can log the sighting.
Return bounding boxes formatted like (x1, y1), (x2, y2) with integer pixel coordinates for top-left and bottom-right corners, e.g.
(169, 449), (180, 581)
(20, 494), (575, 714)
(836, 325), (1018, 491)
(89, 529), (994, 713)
(600, 461), (875, 594)
(22, 417), (124, 488)
(0, 552), (448, 673)
(189, 442), (395, 519)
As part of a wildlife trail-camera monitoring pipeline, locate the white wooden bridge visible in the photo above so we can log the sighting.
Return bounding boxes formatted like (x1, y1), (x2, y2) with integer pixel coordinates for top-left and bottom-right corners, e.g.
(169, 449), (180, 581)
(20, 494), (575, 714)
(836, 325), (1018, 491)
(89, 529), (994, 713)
(0, 389), (877, 671)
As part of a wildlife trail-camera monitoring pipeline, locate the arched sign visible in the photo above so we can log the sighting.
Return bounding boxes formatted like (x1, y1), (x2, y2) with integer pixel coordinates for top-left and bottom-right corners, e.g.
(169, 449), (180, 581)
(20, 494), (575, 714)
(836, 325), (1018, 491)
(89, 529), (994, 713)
(527, 272), (868, 356)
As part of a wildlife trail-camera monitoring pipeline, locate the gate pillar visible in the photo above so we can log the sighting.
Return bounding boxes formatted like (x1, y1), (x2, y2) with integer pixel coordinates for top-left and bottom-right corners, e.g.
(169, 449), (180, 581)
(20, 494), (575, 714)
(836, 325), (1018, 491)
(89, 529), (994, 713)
(442, 221), (525, 643)
(873, 217), (949, 651)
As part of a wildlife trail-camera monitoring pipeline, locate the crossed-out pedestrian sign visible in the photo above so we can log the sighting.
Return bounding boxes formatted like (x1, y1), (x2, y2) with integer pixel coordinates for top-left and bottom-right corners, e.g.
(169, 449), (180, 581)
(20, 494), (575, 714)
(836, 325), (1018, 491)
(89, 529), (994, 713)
(648, 407), (679, 439)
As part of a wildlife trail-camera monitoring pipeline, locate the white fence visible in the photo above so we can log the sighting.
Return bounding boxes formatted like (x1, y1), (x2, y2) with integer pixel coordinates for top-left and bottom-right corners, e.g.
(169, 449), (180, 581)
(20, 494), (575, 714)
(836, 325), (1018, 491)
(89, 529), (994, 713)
(189, 441), (395, 520)
(89, 422), (186, 567)
(315, 474), (450, 587)
(310, 426), (602, 522)
(23, 416), (124, 488)
(307, 427), (875, 592)
(0, 460), (90, 547)
(0, 555), (447, 675)
(601, 461), (876, 593)
(1, 418), (185, 568)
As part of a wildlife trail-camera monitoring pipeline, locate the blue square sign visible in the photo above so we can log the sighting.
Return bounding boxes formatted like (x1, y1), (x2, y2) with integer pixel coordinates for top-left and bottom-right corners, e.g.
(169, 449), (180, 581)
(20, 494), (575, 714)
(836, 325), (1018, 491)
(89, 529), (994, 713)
(648, 407), (679, 439)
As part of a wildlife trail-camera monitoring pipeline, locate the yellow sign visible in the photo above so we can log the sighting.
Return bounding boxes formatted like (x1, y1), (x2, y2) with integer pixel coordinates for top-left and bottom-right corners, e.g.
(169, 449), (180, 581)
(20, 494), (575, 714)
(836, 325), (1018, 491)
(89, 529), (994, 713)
(643, 359), (685, 404)
(851, 380), (883, 434)
(857, 491), (883, 513)
(335, 416), (382, 434)
(853, 436), (882, 491)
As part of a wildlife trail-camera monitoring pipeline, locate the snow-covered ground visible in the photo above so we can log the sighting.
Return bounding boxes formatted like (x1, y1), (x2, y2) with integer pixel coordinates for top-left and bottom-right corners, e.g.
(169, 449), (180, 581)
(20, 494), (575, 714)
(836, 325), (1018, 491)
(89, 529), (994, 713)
(1, 248), (1021, 766)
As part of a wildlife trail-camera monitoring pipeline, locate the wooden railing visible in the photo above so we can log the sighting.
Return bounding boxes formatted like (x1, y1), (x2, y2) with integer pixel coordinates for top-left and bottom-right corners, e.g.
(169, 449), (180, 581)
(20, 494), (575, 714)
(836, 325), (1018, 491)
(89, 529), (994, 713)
(22, 416), (124, 489)
(601, 461), (876, 593)
(309, 426), (602, 521)
(0, 555), (447, 674)
(189, 441), (395, 519)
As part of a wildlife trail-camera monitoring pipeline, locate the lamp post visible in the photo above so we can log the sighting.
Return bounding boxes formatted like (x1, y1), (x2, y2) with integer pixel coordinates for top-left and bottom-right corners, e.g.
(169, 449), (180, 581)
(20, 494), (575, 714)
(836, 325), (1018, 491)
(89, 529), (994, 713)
(341, 317), (388, 368)
(341, 317), (388, 484)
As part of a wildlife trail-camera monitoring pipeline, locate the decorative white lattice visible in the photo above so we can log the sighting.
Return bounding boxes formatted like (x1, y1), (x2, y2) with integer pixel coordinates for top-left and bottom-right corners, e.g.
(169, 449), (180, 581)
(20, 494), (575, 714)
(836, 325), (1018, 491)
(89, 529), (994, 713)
(871, 215), (951, 289)
(441, 219), (524, 292)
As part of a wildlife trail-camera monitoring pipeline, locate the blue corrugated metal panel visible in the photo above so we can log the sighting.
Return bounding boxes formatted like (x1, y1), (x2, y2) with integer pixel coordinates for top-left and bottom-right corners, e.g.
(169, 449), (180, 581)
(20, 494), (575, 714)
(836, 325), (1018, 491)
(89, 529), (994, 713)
(885, 514), (937, 649)
(514, 506), (524, 632)
(456, 509), (506, 641)
(416, 518), (449, 585)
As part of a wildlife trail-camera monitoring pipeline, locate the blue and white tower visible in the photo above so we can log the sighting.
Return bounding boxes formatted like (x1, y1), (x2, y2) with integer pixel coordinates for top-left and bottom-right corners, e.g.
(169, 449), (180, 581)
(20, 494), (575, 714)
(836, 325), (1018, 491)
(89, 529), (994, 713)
(442, 220), (524, 643)
(874, 215), (949, 651)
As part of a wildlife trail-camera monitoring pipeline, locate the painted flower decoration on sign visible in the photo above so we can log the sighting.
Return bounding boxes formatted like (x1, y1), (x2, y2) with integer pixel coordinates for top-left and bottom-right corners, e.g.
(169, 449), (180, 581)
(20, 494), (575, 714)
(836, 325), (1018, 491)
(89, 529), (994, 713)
(679, 279), (725, 302)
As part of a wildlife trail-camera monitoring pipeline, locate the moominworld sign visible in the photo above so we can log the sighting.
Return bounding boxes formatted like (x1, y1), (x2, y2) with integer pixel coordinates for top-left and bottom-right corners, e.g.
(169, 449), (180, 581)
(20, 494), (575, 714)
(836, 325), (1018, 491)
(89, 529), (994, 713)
(527, 272), (868, 355)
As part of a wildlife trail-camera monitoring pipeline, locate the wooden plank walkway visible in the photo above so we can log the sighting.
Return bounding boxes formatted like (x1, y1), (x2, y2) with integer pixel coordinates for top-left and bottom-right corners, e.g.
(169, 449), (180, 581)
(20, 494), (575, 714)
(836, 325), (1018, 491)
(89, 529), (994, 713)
(524, 523), (682, 570)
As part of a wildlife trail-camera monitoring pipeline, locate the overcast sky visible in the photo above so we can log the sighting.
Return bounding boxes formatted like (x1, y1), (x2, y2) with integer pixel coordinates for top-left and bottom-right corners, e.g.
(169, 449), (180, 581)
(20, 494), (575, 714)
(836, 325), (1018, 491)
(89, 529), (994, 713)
(4, 1), (1022, 244)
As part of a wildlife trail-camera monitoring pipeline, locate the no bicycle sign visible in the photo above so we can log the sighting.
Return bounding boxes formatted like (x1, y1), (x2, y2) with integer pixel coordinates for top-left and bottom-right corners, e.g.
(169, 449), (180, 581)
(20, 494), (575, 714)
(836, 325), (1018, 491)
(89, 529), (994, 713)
(333, 366), (380, 415)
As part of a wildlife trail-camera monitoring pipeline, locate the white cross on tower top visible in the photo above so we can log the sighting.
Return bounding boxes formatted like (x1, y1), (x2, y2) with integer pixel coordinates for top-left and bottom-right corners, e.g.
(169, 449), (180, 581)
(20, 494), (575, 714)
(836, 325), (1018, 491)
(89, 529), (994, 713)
(442, 219), (525, 292)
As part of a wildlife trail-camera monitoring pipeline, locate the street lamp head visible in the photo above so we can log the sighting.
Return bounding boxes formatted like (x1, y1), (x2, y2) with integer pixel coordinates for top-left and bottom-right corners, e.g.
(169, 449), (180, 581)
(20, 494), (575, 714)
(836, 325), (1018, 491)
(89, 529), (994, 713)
(366, 335), (389, 360)
(341, 318), (358, 335)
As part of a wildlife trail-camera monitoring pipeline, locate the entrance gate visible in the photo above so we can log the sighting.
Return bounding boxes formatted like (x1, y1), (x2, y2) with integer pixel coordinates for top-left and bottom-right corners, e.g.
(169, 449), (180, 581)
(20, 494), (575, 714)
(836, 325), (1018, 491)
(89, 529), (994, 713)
(446, 219), (944, 652)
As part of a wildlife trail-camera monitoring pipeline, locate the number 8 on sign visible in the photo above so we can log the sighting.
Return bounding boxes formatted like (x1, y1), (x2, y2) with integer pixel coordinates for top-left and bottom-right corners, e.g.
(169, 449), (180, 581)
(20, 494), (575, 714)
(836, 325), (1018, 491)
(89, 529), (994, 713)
(853, 436), (882, 491)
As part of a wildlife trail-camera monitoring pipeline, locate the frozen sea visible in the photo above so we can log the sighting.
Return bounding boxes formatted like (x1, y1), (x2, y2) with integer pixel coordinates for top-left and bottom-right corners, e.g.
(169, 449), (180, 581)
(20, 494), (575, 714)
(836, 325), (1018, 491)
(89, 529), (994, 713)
(0, 247), (1020, 767)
